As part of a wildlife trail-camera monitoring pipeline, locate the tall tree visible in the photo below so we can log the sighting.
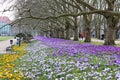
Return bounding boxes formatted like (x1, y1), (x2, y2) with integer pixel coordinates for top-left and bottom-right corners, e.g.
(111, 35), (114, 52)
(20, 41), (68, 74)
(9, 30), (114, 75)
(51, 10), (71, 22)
(75, 0), (120, 45)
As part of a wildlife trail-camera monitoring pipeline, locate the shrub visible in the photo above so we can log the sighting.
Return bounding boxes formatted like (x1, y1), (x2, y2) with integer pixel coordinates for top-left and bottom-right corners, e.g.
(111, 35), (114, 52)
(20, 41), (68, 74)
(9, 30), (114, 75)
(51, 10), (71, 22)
(16, 33), (25, 38)
(27, 34), (33, 38)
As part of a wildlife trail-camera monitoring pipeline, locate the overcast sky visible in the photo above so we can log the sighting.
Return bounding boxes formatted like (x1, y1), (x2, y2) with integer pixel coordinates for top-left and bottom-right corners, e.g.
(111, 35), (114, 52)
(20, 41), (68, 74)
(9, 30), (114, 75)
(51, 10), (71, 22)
(0, 0), (16, 20)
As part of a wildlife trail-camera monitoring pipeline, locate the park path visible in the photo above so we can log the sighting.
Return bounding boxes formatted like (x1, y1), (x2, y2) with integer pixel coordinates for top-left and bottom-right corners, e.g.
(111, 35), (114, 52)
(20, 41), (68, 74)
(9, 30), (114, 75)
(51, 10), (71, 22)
(0, 39), (17, 54)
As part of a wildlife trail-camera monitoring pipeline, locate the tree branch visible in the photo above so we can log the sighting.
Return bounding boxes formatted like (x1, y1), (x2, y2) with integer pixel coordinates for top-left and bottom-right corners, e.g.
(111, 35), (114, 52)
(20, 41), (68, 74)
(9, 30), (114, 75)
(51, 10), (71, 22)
(28, 10), (120, 20)
(75, 0), (97, 11)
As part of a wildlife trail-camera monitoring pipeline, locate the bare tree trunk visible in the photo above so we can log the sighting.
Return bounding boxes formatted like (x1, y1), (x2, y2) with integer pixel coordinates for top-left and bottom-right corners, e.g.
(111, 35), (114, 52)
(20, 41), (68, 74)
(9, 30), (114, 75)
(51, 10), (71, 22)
(104, 27), (116, 45)
(66, 28), (70, 39)
(57, 30), (60, 38)
(84, 27), (91, 42)
(65, 21), (70, 40)
(73, 17), (79, 41)
(116, 29), (119, 39)
(97, 27), (101, 39)
(104, 16), (118, 45)
(53, 30), (60, 38)
(52, 30), (57, 38)
(83, 14), (91, 42)
(104, 0), (118, 45)
(59, 30), (65, 39)
(74, 26), (79, 41)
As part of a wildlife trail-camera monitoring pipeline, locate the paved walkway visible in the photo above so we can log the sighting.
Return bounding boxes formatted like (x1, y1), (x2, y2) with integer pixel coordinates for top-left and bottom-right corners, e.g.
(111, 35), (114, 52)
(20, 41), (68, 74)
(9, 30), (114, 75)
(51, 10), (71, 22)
(0, 39), (17, 54)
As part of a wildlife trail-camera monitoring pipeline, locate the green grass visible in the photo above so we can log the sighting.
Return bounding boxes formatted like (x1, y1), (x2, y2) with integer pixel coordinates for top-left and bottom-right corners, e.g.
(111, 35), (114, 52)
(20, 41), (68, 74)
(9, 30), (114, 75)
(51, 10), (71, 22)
(91, 41), (103, 45)
(79, 39), (120, 46)
(0, 36), (14, 41)
(91, 41), (120, 46)
(0, 54), (3, 57)
(117, 44), (120, 46)
(79, 40), (103, 45)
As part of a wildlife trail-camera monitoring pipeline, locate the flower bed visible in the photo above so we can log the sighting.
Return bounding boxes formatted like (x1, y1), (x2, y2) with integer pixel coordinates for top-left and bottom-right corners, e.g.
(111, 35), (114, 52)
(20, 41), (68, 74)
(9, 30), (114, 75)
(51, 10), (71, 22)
(16, 37), (120, 80)
(0, 43), (27, 79)
(35, 36), (120, 65)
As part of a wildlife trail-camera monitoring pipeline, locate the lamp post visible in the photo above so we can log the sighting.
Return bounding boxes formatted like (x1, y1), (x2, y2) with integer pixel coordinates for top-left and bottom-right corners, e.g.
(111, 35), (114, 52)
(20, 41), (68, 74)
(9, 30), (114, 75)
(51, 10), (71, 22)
(10, 40), (13, 53)
(17, 37), (21, 46)
(18, 17), (21, 33)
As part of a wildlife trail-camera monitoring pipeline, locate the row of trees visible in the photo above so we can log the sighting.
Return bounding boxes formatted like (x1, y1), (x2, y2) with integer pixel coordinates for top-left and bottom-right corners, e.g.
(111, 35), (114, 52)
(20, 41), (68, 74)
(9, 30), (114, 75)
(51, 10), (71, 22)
(9, 0), (120, 45)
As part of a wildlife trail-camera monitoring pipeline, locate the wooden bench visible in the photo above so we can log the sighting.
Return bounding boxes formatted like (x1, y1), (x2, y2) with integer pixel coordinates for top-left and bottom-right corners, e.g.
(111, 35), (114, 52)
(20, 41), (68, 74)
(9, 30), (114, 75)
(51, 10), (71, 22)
(6, 46), (12, 51)
(6, 45), (14, 51)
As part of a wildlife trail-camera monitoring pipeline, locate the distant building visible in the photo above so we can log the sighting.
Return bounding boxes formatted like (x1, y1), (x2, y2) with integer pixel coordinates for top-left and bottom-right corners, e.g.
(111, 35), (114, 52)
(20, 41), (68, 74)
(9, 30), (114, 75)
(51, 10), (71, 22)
(0, 16), (12, 36)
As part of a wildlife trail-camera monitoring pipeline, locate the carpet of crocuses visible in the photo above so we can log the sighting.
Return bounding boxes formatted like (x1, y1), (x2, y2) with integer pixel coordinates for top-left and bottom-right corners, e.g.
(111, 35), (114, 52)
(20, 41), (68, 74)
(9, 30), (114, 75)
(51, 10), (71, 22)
(0, 43), (27, 80)
(14, 36), (120, 80)
(34, 36), (120, 65)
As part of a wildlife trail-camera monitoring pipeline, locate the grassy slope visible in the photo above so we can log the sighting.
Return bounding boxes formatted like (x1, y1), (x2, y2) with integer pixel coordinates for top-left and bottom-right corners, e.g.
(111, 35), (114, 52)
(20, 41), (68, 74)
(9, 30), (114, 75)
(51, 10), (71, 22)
(0, 36), (14, 41)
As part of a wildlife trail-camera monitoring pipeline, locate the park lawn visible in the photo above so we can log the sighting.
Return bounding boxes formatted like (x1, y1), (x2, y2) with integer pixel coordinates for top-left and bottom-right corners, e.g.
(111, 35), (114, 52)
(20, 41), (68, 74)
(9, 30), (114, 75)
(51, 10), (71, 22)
(80, 39), (120, 46)
(0, 36), (14, 41)
(80, 40), (103, 46)
(117, 44), (120, 46)
(91, 41), (120, 46)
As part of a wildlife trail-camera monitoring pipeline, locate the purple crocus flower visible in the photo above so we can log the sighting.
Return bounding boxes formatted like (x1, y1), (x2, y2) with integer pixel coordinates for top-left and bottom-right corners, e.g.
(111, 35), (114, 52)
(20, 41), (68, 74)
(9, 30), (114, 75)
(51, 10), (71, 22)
(97, 63), (101, 67)
(34, 36), (120, 65)
(114, 60), (120, 65)
(84, 58), (89, 62)
(79, 58), (83, 63)
(53, 53), (57, 57)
